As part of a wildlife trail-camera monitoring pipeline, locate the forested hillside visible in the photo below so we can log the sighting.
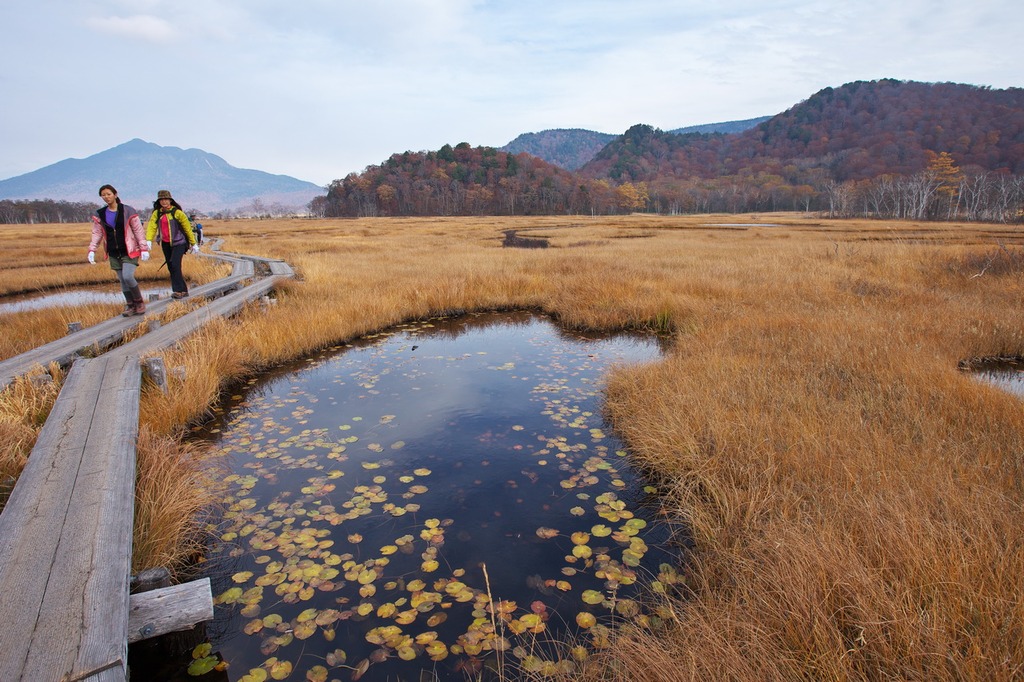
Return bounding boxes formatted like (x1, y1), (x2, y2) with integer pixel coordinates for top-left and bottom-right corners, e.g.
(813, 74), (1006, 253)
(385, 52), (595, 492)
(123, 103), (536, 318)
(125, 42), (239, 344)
(322, 79), (1024, 222)
(583, 80), (1024, 182)
(318, 144), (627, 217)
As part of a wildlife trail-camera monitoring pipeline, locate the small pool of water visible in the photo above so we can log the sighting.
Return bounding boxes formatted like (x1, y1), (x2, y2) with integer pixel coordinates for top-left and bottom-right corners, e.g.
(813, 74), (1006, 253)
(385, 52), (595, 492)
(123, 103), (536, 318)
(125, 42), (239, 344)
(701, 223), (780, 227)
(971, 360), (1024, 397)
(0, 286), (171, 313)
(144, 311), (682, 681)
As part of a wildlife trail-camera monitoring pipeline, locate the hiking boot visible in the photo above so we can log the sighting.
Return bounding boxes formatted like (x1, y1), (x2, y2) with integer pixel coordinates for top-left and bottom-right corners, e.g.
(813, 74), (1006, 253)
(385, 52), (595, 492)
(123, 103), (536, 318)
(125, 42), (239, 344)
(121, 291), (135, 317)
(128, 286), (146, 316)
(171, 291), (189, 299)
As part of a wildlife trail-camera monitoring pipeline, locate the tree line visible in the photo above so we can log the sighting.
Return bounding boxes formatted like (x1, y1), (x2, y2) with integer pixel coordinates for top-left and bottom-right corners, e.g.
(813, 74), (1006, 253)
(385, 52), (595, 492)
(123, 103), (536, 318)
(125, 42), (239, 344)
(318, 143), (1024, 222)
(0, 199), (96, 224)
(641, 153), (1024, 222)
(4, 154), (1021, 224)
(0, 197), (302, 224)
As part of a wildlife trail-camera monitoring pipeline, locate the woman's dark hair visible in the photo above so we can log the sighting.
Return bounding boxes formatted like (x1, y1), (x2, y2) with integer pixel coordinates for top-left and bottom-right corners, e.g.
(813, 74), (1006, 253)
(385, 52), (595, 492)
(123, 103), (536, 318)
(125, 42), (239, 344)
(152, 198), (184, 212)
(98, 184), (118, 196)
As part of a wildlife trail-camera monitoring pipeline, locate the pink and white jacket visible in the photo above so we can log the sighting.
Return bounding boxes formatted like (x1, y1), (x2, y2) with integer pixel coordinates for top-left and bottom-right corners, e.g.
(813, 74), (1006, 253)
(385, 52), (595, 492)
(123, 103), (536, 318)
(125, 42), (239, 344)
(89, 202), (149, 260)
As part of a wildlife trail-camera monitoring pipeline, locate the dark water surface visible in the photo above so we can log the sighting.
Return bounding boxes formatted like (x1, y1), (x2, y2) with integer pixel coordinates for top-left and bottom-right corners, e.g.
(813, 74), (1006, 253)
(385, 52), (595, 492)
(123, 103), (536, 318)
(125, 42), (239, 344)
(144, 311), (682, 681)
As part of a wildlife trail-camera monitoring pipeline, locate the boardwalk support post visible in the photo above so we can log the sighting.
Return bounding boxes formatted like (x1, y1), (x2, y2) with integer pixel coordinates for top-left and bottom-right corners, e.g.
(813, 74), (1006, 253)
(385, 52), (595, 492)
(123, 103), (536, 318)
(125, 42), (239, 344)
(142, 357), (167, 393)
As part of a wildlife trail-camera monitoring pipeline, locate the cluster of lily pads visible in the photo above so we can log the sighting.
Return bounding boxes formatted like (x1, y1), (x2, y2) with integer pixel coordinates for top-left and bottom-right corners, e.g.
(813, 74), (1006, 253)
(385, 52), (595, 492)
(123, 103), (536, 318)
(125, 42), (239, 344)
(192, 317), (680, 681)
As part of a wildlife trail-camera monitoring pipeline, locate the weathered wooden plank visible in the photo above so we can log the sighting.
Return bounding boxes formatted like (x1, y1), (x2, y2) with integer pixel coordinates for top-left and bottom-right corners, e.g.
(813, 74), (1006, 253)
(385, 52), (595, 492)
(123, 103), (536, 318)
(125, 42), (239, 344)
(268, 261), (294, 276)
(0, 358), (103, 682)
(69, 353), (139, 681)
(0, 317), (132, 390)
(6, 354), (139, 682)
(127, 578), (214, 643)
(0, 254), (268, 389)
(0, 356), (128, 681)
(224, 257), (255, 277)
(0, 273), (253, 390)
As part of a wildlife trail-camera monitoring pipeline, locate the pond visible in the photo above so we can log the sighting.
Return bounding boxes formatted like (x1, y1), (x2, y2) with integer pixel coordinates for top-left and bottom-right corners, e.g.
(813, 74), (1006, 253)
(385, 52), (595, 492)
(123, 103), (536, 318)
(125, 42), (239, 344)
(0, 285), (172, 313)
(700, 223), (780, 227)
(144, 311), (683, 681)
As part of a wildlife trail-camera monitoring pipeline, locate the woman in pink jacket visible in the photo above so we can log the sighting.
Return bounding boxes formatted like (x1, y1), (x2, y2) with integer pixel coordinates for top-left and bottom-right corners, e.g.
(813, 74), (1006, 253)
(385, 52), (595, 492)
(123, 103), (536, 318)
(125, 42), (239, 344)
(88, 184), (151, 316)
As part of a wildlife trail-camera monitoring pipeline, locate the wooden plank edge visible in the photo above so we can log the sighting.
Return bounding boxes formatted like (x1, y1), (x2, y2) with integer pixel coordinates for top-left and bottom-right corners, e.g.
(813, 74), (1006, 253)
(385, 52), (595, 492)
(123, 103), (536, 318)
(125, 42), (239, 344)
(127, 578), (214, 643)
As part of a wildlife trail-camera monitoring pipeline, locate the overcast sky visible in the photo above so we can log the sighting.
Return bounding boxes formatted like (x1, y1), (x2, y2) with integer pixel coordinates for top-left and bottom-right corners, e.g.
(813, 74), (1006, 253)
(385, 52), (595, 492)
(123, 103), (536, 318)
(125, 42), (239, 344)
(2, 0), (1021, 187)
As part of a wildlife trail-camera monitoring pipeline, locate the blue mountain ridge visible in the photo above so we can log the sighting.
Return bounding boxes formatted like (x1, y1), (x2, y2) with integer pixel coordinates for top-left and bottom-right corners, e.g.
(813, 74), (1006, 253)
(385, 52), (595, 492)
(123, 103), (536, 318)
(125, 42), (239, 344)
(0, 139), (324, 213)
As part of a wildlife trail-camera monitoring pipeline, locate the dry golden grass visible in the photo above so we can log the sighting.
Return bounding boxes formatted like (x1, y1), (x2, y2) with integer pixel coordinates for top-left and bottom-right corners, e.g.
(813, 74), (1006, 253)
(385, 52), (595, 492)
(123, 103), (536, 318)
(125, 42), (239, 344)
(3, 213), (1024, 679)
(0, 364), (63, 483)
(0, 301), (122, 361)
(132, 427), (224, 574)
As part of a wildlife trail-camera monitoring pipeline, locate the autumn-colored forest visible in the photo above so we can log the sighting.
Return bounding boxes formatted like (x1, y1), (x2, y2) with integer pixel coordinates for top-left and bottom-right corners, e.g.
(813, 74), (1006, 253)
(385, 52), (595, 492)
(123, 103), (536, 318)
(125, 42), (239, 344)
(321, 79), (1024, 222)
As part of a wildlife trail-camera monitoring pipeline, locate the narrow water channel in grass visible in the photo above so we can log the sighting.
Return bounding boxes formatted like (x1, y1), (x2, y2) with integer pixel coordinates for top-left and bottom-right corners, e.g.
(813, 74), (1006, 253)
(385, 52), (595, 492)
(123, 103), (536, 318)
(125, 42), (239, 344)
(971, 359), (1024, 398)
(149, 311), (682, 681)
(0, 284), (173, 313)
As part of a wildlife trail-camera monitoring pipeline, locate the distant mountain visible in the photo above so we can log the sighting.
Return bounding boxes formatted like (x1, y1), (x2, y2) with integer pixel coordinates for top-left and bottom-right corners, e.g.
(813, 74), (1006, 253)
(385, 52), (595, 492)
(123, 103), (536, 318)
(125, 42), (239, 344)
(0, 139), (324, 213)
(501, 129), (617, 171)
(501, 117), (769, 170)
(667, 116), (772, 136)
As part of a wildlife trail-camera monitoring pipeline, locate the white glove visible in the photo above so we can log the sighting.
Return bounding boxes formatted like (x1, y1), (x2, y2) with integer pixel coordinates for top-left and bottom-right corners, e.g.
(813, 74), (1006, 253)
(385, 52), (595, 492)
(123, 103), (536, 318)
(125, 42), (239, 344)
(146, 240), (152, 249)
(88, 251), (95, 265)
(190, 244), (200, 255)
(141, 251), (150, 262)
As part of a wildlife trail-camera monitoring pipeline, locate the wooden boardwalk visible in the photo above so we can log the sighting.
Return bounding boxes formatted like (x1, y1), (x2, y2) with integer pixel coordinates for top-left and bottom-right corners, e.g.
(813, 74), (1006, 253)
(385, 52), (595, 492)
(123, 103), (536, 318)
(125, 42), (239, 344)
(0, 354), (140, 682)
(0, 248), (257, 391)
(0, 245), (293, 681)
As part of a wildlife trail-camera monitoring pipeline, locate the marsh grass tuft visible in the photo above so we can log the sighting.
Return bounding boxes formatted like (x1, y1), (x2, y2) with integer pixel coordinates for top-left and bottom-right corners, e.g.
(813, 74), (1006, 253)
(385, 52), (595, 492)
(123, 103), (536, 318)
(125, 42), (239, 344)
(0, 364), (63, 483)
(953, 243), (1024, 278)
(132, 426), (224, 574)
(0, 302), (121, 361)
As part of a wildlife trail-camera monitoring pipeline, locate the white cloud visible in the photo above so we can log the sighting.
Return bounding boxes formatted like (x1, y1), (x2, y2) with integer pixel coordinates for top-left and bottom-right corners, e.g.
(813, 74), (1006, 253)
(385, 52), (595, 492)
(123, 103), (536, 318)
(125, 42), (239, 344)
(84, 14), (176, 43)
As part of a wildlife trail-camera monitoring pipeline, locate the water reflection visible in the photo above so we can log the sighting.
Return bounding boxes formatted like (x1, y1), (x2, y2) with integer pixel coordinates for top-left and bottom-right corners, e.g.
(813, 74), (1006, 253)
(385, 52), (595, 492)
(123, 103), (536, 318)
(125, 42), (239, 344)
(168, 311), (681, 681)
(0, 286), (170, 313)
(502, 230), (549, 248)
(970, 359), (1024, 397)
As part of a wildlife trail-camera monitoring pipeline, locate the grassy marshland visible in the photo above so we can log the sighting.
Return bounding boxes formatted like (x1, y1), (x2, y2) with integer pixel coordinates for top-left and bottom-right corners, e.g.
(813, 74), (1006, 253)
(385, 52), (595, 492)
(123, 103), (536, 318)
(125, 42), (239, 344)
(2, 214), (1024, 680)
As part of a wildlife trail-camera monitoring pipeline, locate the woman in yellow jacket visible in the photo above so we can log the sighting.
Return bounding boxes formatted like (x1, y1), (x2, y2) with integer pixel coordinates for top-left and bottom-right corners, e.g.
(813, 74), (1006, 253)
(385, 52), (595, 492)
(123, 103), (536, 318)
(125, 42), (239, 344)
(145, 189), (198, 298)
